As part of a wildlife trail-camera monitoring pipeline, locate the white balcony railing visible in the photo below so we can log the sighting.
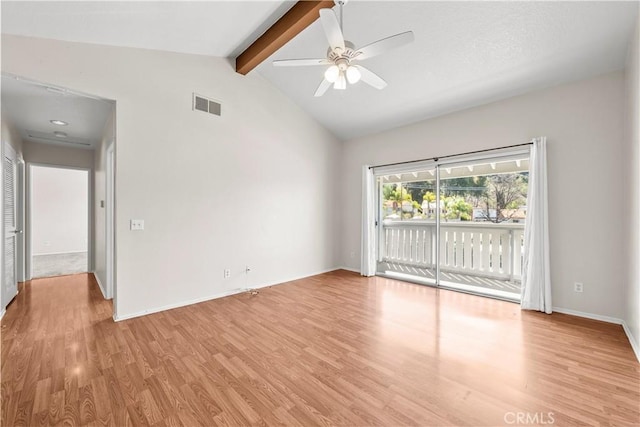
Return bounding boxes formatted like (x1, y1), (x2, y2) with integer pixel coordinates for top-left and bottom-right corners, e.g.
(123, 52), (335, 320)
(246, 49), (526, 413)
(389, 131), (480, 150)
(380, 220), (525, 282)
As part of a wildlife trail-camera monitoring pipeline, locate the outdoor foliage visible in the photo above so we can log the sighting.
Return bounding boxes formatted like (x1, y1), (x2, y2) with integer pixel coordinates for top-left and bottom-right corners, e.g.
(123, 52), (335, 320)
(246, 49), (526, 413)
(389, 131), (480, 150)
(478, 173), (528, 223)
(382, 172), (527, 223)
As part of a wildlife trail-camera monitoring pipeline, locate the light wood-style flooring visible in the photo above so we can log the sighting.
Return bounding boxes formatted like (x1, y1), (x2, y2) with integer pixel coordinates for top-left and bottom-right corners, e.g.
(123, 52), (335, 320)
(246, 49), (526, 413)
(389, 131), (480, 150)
(1, 271), (638, 426)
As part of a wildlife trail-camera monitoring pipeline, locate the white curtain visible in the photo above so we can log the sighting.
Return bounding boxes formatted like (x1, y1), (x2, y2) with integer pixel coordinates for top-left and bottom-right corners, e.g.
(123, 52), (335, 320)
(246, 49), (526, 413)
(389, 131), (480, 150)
(361, 165), (376, 276)
(521, 137), (552, 313)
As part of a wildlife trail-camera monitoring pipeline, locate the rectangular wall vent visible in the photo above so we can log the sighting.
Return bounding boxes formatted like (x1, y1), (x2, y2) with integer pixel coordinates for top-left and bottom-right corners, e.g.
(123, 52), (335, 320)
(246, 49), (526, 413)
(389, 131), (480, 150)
(193, 93), (221, 116)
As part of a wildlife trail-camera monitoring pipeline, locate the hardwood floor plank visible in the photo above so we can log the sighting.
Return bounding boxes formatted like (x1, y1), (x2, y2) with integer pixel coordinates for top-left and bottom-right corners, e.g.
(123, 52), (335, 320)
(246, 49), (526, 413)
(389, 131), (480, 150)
(32, 377), (51, 413)
(1, 271), (638, 426)
(78, 384), (97, 425)
(13, 398), (34, 427)
(47, 390), (64, 425)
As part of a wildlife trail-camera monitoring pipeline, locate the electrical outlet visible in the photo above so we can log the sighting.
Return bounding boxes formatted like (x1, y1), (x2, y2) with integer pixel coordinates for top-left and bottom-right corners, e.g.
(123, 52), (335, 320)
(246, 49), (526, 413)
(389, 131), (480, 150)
(245, 266), (251, 274)
(130, 219), (144, 231)
(224, 269), (230, 279)
(574, 282), (583, 293)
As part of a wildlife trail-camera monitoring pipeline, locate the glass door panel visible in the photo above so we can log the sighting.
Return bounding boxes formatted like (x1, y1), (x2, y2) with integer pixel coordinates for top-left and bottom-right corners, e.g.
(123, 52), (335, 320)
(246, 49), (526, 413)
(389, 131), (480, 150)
(437, 158), (529, 301)
(376, 168), (438, 285)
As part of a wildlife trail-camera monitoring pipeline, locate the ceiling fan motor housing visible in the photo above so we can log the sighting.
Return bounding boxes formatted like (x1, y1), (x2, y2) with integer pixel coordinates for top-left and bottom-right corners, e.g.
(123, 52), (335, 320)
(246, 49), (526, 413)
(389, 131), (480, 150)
(327, 40), (358, 67)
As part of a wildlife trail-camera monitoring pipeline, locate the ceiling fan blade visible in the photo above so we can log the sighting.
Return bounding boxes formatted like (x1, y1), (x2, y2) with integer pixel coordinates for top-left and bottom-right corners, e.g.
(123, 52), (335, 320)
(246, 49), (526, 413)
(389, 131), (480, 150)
(319, 8), (345, 53)
(355, 31), (414, 61)
(314, 78), (332, 97)
(356, 66), (387, 90)
(273, 58), (332, 67)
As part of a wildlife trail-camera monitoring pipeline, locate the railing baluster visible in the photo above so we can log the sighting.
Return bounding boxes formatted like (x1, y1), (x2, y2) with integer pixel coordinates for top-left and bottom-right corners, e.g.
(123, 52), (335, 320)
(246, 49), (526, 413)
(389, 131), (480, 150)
(430, 225), (436, 268)
(491, 232), (501, 274)
(462, 231), (471, 271)
(455, 231), (464, 269)
(471, 232), (480, 272)
(514, 228), (523, 278)
(380, 221), (523, 281)
(384, 228), (389, 261)
(481, 231), (491, 273)
(417, 229), (422, 264)
(505, 229), (513, 281)
(409, 228), (415, 262)
(441, 230), (448, 268)
(390, 228), (396, 260)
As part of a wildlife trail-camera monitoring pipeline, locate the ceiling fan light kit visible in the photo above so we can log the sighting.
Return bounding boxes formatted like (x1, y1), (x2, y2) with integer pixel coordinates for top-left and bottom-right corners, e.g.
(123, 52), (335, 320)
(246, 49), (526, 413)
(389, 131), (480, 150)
(346, 66), (361, 84)
(273, 0), (414, 97)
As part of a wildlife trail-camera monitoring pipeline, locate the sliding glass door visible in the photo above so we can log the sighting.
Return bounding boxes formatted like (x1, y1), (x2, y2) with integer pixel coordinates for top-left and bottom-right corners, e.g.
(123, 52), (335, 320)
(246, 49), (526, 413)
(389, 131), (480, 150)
(374, 150), (529, 302)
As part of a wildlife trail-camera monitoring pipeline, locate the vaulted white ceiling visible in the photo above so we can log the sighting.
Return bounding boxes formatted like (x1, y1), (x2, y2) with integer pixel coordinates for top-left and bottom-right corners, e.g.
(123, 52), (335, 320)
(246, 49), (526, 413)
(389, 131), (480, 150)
(2, 1), (638, 141)
(258, 1), (638, 139)
(1, 1), (294, 57)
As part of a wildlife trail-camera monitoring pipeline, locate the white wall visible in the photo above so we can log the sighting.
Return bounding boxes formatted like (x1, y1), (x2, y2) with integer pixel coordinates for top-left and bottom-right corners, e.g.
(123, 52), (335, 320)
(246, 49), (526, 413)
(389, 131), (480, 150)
(31, 166), (88, 255)
(624, 12), (640, 358)
(2, 35), (342, 319)
(340, 71), (626, 320)
(23, 141), (94, 169)
(1, 116), (23, 155)
(94, 109), (115, 296)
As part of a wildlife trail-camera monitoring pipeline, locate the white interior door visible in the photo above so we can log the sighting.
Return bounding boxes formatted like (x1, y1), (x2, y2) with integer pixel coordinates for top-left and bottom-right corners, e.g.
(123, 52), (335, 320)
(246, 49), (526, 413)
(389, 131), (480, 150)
(3, 142), (19, 310)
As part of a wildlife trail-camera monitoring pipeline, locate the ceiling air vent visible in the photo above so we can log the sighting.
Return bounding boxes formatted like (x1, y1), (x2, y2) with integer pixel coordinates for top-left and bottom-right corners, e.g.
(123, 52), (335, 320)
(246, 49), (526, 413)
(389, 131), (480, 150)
(193, 93), (221, 117)
(26, 130), (92, 147)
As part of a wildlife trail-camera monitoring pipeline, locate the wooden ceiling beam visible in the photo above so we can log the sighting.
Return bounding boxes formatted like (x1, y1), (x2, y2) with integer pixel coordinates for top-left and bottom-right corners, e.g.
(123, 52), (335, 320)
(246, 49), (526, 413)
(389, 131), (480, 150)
(235, 1), (334, 75)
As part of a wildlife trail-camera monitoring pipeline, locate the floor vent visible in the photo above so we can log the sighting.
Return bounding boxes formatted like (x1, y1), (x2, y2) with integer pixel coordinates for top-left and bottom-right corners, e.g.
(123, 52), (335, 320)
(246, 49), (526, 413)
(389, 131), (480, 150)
(193, 93), (221, 116)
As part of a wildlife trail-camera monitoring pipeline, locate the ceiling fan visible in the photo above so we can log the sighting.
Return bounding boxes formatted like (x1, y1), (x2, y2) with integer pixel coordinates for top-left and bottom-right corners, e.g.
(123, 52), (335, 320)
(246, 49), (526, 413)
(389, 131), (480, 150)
(273, 0), (414, 97)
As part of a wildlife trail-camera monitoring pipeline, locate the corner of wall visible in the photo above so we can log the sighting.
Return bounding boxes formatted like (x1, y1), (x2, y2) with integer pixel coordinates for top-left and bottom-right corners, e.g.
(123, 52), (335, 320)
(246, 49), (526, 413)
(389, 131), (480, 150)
(623, 9), (640, 362)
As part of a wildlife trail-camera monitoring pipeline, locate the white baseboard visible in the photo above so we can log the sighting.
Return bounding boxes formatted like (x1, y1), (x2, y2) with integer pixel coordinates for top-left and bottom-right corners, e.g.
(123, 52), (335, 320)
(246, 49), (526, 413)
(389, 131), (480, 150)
(0, 308), (5, 320)
(113, 288), (243, 322)
(553, 306), (639, 363)
(245, 266), (346, 292)
(33, 250), (88, 256)
(338, 266), (361, 274)
(552, 306), (623, 324)
(92, 271), (107, 299)
(113, 266), (345, 322)
(622, 321), (640, 363)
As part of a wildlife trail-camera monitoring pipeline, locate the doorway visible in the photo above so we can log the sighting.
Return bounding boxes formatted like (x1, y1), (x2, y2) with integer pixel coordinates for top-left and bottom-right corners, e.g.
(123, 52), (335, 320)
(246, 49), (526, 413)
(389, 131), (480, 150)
(29, 165), (90, 278)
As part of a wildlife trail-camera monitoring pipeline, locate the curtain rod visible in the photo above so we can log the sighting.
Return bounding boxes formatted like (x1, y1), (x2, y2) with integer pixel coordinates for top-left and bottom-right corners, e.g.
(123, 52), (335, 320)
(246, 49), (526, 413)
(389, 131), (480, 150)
(368, 141), (534, 170)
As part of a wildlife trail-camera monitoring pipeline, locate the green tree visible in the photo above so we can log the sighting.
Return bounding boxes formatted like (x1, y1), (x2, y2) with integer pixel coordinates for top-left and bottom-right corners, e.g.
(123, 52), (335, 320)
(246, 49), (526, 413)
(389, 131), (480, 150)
(382, 183), (416, 219)
(479, 174), (527, 223)
(422, 191), (436, 203)
(440, 176), (488, 197)
(443, 196), (473, 221)
(383, 183), (412, 202)
(404, 181), (435, 204)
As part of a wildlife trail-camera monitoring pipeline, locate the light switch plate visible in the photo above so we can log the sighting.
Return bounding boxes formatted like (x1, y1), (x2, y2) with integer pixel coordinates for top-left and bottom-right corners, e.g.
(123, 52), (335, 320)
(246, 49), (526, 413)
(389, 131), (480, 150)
(130, 219), (144, 231)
